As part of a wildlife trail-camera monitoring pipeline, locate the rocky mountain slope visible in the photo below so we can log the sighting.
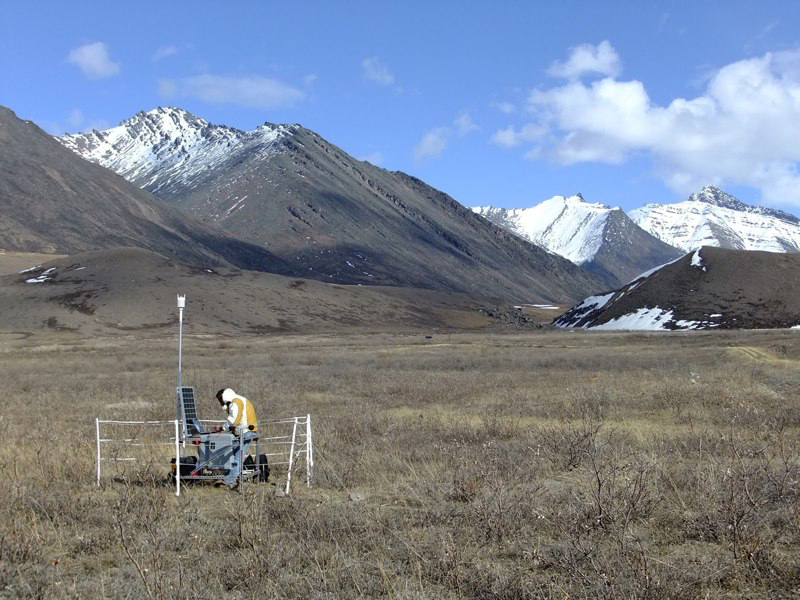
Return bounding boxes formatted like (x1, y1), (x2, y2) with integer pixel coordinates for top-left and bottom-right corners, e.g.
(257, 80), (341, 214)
(472, 195), (682, 288)
(58, 107), (603, 303)
(630, 185), (800, 252)
(0, 106), (292, 274)
(555, 247), (800, 330)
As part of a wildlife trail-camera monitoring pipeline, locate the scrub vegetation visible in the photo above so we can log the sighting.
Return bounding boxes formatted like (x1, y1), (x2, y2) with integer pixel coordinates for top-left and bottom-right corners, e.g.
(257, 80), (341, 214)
(1, 329), (799, 598)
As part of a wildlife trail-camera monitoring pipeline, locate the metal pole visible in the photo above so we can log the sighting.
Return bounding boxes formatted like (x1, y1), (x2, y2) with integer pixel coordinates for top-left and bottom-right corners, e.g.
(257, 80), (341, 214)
(285, 417), (299, 496)
(306, 414), (313, 487)
(255, 437), (260, 483)
(95, 418), (101, 487)
(177, 295), (184, 390)
(176, 295), (185, 445)
(174, 419), (181, 497)
(238, 433), (244, 494)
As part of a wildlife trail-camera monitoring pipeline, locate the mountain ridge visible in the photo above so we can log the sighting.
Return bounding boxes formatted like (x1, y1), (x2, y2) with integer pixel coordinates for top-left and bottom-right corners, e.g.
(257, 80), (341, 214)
(57, 107), (604, 303)
(631, 185), (800, 252)
(472, 194), (682, 288)
(689, 185), (798, 223)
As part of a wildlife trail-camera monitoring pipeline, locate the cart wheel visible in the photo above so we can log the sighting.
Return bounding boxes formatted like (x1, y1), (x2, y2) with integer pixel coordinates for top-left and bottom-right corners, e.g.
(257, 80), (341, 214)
(257, 454), (270, 482)
(171, 455), (197, 477)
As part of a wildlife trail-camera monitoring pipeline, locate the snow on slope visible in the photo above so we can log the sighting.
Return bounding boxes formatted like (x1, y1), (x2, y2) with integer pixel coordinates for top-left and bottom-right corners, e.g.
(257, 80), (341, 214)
(630, 185), (800, 253)
(554, 250), (720, 330)
(58, 107), (293, 196)
(472, 195), (615, 264)
(555, 258), (677, 329)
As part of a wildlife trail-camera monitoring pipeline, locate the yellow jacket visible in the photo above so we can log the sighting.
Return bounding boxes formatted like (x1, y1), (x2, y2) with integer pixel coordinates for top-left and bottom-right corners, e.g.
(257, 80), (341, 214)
(222, 390), (259, 432)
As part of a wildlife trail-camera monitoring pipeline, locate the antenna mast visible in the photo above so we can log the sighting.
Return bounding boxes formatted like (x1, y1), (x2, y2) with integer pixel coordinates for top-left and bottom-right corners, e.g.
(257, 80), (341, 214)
(176, 294), (186, 442)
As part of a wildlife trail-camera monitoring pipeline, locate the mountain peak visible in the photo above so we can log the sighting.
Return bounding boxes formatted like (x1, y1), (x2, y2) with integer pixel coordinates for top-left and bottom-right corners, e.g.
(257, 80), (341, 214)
(689, 185), (747, 210)
(631, 186), (800, 252)
(472, 193), (680, 287)
(141, 106), (193, 118)
(561, 194), (612, 211)
(119, 106), (230, 136)
(57, 106), (285, 197)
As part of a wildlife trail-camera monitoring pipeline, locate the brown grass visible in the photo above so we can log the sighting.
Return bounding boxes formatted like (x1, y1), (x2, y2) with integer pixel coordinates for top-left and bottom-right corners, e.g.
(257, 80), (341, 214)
(0, 328), (799, 598)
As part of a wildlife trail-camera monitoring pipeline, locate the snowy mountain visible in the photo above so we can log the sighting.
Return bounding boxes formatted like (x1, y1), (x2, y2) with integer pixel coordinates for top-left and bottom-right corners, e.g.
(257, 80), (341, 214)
(630, 185), (800, 253)
(56, 107), (604, 303)
(59, 107), (292, 198)
(474, 195), (611, 264)
(472, 195), (681, 288)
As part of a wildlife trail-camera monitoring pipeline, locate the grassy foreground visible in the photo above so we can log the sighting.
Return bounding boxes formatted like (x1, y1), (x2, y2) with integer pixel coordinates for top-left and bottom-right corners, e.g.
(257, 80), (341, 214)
(0, 329), (799, 598)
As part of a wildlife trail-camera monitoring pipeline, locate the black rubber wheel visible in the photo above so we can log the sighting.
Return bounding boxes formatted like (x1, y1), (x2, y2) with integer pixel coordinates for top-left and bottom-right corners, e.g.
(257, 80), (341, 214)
(171, 455), (197, 477)
(244, 454), (269, 482)
(257, 454), (270, 482)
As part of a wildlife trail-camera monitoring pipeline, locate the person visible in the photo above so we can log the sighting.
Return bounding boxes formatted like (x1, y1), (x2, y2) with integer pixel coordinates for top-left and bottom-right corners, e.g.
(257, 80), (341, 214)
(215, 388), (259, 433)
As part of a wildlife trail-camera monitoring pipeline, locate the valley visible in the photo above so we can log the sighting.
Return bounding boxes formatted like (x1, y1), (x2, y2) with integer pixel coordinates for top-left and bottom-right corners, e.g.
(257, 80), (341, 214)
(6, 6), (800, 599)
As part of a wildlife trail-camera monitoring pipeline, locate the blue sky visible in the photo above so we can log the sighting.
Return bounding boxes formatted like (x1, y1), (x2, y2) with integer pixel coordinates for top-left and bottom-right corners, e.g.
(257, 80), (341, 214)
(3, 1), (800, 212)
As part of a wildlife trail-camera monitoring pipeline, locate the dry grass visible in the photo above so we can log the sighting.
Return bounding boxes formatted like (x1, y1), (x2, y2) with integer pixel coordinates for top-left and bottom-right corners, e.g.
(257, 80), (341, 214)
(1, 328), (799, 598)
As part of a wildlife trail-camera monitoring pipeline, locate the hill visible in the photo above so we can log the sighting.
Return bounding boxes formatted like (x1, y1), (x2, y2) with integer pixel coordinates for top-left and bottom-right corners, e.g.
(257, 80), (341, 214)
(0, 247), (512, 335)
(555, 247), (800, 330)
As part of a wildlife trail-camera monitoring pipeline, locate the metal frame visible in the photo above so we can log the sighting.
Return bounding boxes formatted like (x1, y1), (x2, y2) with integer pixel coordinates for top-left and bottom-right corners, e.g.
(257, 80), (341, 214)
(95, 416), (313, 496)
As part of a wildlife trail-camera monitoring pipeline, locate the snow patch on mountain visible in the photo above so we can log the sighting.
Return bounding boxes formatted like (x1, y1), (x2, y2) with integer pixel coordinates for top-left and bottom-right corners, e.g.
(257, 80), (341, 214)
(589, 307), (713, 331)
(574, 292), (615, 313)
(591, 307), (675, 330)
(630, 185), (800, 253)
(691, 249), (706, 270)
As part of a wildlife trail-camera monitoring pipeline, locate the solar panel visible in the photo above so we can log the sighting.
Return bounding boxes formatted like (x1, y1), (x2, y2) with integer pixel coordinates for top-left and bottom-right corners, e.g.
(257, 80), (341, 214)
(179, 386), (204, 435)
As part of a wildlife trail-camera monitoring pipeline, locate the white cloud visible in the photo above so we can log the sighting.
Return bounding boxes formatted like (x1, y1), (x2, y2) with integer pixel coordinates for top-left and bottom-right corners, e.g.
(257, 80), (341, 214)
(152, 45), (178, 61)
(413, 113), (480, 160)
(303, 73), (318, 86)
(547, 40), (621, 80)
(454, 112), (479, 137)
(414, 127), (449, 160)
(362, 56), (395, 86)
(506, 47), (800, 205)
(491, 124), (546, 149)
(528, 78), (652, 164)
(67, 42), (120, 79)
(491, 101), (515, 114)
(159, 74), (306, 109)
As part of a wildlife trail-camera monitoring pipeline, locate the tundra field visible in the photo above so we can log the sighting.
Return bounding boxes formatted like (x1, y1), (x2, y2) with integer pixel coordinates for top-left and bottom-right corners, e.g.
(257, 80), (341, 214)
(1, 329), (799, 599)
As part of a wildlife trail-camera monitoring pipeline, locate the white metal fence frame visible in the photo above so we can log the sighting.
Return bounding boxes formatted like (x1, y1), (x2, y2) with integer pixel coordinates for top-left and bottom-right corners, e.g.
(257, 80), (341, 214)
(95, 414), (313, 496)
